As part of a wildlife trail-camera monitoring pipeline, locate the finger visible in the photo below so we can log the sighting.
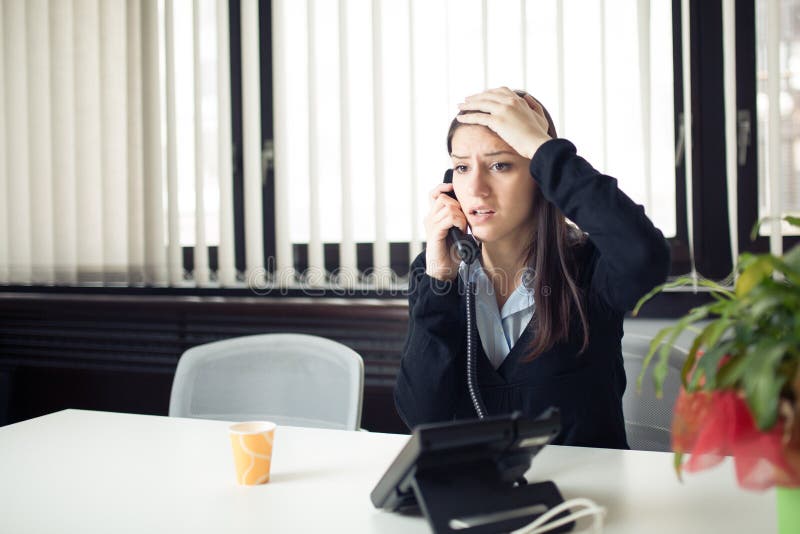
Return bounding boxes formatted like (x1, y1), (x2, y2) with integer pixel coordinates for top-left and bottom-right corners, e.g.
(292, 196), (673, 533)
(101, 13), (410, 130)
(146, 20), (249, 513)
(455, 112), (494, 128)
(430, 210), (455, 233)
(431, 207), (452, 225)
(519, 92), (539, 111)
(433, 193), (457, 209)
(463, 89), (518, 107)
(488, 86), (515, 96)
(429, 182), (454, 199)
(445, 202), (467, 222)
(427, 206), (451, 231)
(464, 87), (515, 102)
(459, 96), (507, 115)
(519, 94), (547, 123)
(434, 190), (460, 206)
(429, 188), (454, 206)
(434, 210), (467, 233)
(515, 92), (550, 126)
(430, 194), (461, 214)
(459, 92), (527, 118)
(433, 199), (465, 219)
(449, 213), (469, 233)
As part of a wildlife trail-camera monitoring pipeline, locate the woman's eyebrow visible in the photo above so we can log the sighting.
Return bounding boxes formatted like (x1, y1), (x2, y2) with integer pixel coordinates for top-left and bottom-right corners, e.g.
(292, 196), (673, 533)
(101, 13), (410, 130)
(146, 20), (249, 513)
(450, 150), (516, 158)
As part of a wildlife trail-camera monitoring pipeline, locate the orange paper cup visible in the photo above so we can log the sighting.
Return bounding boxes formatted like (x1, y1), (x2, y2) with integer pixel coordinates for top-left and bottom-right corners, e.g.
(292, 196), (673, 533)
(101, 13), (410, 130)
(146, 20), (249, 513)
(229, 421), (276, 485)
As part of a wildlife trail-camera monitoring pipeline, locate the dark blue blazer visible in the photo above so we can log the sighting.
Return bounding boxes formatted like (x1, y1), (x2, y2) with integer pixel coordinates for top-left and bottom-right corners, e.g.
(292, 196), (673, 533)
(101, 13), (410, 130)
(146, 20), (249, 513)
(394, 139), (671, 449)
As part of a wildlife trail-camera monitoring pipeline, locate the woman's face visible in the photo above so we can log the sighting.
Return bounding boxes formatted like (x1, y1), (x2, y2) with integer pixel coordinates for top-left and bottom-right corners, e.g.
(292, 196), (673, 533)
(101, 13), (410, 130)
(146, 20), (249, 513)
(450, 125), (536, 247)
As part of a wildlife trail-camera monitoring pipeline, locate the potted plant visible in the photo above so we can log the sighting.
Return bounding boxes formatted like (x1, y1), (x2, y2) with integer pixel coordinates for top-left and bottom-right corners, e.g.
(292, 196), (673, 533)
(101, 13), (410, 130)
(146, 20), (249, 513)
(633, 216), (800, 533)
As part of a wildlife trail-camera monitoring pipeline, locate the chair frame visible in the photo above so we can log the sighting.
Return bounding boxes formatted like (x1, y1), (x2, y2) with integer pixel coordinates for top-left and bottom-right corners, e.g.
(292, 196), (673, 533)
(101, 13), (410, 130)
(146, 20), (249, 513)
(621, 327), (689, 452)
(169, 333), (364, 430)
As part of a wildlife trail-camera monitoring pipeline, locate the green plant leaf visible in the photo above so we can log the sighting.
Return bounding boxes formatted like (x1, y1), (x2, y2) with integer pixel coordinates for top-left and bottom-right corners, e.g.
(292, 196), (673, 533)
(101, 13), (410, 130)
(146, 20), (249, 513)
(681, 316), (734, 386)
(651, 307), (710, 396)
(632, 277), (735, 317)
(784, 215), (800, 229)
(737, 252), (757, 270)
(682, 335), (705, 388)
(750, 214), (800, 251)
(745, 375), (786, 430)
(690, 339), (735, 391)
(761, 255), (800, 286)
(703, 315), (733, 349)
(708, 290), (731, 303)
(716, 354), (746, 388)
(735, 256), (774, 298)
(740, 284), (800, 344)
(636, 325), (675, 393)
(674, 451), (685, 482)
(746, 291), (783, 319)
(693, 279), (736, 297)
(652, 355), (670, 396)
(633, 278), (694, 316)
(750, 219), (764, 241)
(785, 244), (800, 270)
(704, 298), (735, 317)
(740, 341), (789, 430)
(749, 217), (784, 241)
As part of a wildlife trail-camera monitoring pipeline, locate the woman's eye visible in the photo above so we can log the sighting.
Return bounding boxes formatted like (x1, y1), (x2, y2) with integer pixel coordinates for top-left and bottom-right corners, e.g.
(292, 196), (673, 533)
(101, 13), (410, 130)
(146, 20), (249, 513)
(454, 164), (468, 173)
(491, 162), (510, 172)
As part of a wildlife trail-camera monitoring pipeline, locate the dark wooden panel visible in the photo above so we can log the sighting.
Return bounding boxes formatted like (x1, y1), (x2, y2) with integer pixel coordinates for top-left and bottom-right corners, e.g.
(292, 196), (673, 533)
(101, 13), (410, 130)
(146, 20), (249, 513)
(0, 293), (410, 433)
(8, 366), (174, 423)
(0, 366), (11, 425)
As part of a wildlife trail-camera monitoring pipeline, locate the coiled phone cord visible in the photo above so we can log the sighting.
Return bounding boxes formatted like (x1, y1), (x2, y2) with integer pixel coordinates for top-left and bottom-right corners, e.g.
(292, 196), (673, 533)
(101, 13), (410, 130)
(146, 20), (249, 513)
(464, 262), (487, 419)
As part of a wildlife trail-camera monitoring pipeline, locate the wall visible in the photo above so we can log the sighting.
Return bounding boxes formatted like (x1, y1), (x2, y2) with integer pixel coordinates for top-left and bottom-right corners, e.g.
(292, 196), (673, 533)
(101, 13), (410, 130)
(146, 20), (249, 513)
(0, 292), (693, 433)
(0, 293), (409, 433)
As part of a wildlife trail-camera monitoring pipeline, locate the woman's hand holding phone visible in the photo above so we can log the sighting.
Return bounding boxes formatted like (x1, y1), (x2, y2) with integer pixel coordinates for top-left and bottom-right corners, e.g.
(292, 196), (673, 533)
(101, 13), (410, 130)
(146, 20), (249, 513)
(424, 182), (467, 281)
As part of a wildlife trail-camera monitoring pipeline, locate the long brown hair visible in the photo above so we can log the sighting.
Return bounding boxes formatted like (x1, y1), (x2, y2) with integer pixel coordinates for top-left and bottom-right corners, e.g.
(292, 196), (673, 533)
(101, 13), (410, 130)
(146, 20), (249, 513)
(446, 92), (589, 360)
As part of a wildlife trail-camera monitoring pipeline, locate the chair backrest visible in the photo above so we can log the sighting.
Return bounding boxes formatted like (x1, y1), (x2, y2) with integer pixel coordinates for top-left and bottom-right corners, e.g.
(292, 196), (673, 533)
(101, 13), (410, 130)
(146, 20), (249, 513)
(621, 322), (689, 452)
(169, 333), (364, 430)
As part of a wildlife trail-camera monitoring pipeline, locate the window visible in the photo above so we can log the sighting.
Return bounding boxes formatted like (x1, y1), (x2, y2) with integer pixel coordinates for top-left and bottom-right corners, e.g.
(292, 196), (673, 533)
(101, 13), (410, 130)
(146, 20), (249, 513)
(167, 0), (222, 248)
(270, 0), (678, 290)
(11, 0), (779, 300)
(755, 0), (800, 237)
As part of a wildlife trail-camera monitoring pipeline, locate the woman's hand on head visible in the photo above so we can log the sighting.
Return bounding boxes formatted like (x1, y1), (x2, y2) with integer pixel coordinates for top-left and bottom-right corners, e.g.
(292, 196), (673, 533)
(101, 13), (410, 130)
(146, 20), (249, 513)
(423, 182), (467, 281)
(456, 87), (551, 160)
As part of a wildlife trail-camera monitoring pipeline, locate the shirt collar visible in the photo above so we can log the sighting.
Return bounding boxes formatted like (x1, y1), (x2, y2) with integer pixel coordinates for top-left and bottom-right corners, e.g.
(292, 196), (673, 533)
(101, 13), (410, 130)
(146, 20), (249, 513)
(502, 281), (535, 318)
(459, 261), (535, 319)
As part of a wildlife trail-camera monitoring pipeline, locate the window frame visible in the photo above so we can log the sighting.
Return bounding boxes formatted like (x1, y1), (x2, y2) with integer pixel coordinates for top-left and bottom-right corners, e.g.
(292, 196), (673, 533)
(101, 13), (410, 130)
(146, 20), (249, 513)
(270, 0), (698, 288)
(734, 0), (800, 256)
(14, 0), (799, 317)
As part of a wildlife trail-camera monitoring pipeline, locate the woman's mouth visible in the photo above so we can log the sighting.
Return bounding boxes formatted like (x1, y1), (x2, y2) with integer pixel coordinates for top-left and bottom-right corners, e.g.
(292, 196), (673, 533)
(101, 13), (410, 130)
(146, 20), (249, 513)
(469, 208), (495, 223)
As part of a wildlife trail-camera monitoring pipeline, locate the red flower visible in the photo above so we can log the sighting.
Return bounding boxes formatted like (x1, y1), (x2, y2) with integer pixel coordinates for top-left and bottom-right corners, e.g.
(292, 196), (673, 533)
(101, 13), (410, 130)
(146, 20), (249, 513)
(672, 389), (800, 490)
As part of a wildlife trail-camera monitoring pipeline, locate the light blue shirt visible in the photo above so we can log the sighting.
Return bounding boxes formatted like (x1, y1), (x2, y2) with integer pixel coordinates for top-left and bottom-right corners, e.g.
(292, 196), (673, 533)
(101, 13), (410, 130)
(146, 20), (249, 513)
(459, 261), (535, 370)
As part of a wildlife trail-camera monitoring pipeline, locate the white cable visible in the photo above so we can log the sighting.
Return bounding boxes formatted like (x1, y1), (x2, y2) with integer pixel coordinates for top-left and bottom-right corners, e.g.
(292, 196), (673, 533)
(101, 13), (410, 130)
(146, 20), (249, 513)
(511, 497), (606, 534)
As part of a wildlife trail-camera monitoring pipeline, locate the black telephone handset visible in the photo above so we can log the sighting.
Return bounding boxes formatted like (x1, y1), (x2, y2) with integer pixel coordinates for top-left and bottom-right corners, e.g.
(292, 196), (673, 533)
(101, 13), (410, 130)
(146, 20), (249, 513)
(442, 169), (487, 419)
(442, 169), (479, 265)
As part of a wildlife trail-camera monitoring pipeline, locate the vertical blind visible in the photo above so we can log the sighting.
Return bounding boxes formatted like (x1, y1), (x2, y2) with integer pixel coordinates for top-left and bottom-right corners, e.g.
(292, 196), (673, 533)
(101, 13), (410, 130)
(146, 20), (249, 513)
(754, 0), (800, 252)
(719, 0), (800, 277)
(1, 0), (797, 291)
(0, 0), (249, 287)
(272, 0), (678, 290)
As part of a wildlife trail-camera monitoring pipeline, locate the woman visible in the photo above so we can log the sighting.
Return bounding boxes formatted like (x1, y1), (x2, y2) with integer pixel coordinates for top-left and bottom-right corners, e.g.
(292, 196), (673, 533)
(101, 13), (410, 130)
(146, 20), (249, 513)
(394, 87), (670, 448)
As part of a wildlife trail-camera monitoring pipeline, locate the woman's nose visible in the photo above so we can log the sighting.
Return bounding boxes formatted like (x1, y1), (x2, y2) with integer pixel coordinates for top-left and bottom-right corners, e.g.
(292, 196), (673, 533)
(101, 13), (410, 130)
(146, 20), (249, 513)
(465, 167), (490, 197)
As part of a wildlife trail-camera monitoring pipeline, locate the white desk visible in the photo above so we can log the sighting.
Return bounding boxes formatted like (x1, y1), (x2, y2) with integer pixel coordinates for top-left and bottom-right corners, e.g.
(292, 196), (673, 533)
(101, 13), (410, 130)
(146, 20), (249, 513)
(0, 410), (776, 533)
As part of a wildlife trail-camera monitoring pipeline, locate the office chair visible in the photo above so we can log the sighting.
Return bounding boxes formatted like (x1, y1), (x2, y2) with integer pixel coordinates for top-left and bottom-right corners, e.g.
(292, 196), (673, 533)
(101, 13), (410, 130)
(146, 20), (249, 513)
(621, 323), (689, 452)
(169, 333), (364, 430)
